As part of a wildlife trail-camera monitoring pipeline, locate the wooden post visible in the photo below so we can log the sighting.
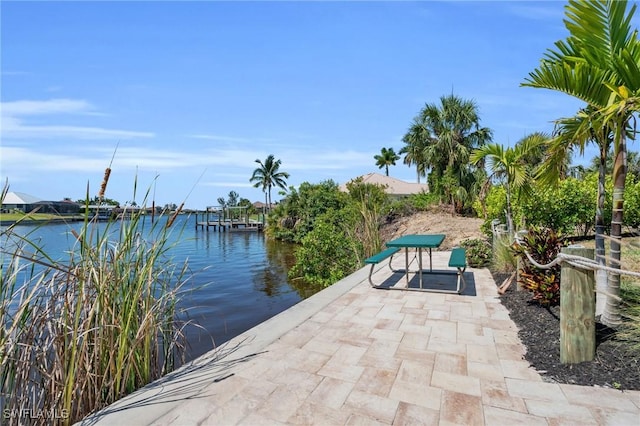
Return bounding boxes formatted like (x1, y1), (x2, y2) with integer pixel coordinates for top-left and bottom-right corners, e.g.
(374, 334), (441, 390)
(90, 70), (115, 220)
(560, 246), (596, 364)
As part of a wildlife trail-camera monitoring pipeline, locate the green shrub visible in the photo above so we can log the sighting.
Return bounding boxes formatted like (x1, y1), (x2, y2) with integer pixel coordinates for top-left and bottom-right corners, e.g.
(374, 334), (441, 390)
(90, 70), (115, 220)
(460, 238), (492, 268)
(623, 179), (640, 229)
(287, 179), (390, 286)
(289, 208), (360, 286)
(476, 185), (508, 237)
(519, 177), (595, 235)
(266, 180), (348, 243)
(385, 198), (415, 221)
(408, 191), (439, 211)
(478, 172), (640, 237)
(511, 226), (567, 306)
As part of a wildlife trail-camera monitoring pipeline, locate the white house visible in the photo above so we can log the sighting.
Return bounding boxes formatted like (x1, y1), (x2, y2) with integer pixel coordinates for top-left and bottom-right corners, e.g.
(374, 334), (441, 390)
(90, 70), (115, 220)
(2, 192), (44, 212)
(340, 173), (429, 198)
(2, 192), (80, 214)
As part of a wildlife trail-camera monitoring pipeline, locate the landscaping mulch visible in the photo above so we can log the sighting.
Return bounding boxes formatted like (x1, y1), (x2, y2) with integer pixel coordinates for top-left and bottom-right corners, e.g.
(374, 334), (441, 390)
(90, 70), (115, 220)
(494, 271), (640, 391)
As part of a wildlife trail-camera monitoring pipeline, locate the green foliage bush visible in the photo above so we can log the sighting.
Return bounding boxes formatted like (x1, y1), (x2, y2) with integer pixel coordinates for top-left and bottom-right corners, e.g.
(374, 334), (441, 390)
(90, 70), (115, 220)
(460, 238), (492, 268)
(623, 179), (640, 229)
(266, 180), (348, 243)
(408, 191), (440, 211)
(511, 226), (567, 306)
(519, 177), (594, 235)
(474, 185), (507, 236)
(385, 198), (416, 224)
(478, 172), (640, 237)
(289, 208), (361, 286)
(280, 179), (390, 286)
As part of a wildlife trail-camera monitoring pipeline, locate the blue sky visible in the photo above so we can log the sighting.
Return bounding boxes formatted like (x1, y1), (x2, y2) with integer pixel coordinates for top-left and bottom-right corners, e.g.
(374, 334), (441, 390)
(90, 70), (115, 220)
(2, 1), (634, 209)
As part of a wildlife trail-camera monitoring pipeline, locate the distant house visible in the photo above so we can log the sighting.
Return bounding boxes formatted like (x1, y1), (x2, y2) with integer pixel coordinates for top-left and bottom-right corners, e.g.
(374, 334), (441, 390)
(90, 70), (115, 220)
(2, 192), (43, 213)
(252, 201), (276, 211)
(340, 173), (429, 198)
(2, 192), (80, 215)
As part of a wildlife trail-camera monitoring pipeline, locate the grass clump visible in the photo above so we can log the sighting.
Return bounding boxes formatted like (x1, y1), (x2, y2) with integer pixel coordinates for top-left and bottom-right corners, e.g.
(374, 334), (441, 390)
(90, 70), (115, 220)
(0, 178), (190, 425)
(617, 237), (640, 355)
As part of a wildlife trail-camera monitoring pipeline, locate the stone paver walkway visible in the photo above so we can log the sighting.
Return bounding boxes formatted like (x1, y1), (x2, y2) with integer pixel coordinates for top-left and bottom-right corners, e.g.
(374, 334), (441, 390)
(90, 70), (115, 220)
(82, 252), (640, 425)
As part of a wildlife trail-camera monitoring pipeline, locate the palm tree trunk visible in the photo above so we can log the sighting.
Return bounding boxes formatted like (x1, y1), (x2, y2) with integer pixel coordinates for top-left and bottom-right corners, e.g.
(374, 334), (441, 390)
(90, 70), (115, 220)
(595, 147), (608, 316)
(264, 191), (268, 214)
(267, 185), (272, 213)
(505, 182), (514, 236)
(601, 128), (627, 328)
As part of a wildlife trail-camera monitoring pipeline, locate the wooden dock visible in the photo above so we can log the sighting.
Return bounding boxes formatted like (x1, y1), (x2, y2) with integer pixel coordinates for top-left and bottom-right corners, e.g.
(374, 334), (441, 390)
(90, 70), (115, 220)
(194, 207), (265, 232)
(195, 220), (264, 232)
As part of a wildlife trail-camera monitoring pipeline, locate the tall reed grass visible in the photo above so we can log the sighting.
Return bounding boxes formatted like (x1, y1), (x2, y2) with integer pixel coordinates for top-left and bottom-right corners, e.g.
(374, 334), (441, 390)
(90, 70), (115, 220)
(0, 177), (190, 425)
(492, 233), (517, 273)
(344, 180), (388, 260)
(617, 235), (640, 354)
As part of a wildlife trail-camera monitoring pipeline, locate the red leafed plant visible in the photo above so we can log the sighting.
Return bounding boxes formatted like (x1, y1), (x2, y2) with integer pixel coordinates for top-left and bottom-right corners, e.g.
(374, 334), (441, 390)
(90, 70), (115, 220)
(511, 226), (567, 306)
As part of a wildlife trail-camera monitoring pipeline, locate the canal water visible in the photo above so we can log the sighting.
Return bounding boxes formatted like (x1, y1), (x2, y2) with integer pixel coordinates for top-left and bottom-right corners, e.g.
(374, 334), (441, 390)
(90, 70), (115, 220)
(1, 214), (325, 362)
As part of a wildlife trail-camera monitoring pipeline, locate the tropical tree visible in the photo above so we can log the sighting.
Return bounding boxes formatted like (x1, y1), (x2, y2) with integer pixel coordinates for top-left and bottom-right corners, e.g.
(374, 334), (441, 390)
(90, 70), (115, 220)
(374, 147), (400, 176)
(399, 119), (431, 183)
(227, 190), (239, 207)
(586, 148), (640, 182)
(412, 94), (492, 210)
(537, 110), (612, 287)
(250, 154), (290, 213)
(522, 0), (640, 327)
(471, 133), (547, 235)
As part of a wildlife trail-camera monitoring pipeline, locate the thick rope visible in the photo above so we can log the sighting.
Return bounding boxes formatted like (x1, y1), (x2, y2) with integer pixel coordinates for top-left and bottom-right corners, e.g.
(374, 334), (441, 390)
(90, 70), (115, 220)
(514, 237), (640, 279)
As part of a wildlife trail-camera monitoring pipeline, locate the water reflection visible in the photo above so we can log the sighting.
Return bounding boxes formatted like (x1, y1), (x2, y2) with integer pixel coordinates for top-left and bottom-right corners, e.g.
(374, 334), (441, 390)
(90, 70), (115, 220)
(2, 216), (326, 363)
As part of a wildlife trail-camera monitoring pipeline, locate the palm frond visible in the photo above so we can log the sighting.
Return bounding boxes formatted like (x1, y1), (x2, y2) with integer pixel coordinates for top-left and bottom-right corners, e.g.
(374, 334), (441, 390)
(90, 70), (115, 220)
(523, 61), (614, 108)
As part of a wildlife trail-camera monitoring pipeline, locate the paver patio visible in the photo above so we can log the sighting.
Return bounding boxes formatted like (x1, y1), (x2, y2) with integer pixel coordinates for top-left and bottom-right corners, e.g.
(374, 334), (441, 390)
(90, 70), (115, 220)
(81, 251), (640, 425)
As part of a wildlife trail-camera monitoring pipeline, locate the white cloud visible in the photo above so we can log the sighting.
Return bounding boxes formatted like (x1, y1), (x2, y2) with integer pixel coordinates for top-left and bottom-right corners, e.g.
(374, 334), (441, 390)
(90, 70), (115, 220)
(2, 99), (92, 115)
(0, 70), (32, 76)
(3, 123), (154, 140)
(0, 146), (108, 172)
(0, 98), (154, 140)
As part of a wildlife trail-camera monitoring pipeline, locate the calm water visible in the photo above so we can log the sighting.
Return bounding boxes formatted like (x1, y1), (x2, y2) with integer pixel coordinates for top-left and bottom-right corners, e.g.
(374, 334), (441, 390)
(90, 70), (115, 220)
(1, 215), (325, 362)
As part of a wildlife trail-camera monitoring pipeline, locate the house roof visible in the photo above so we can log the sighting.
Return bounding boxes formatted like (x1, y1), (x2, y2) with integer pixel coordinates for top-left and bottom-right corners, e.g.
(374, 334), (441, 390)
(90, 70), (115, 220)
(340, 173), (429, 196)
(3, 191), (43, 205)
(253, 201), (275, 209)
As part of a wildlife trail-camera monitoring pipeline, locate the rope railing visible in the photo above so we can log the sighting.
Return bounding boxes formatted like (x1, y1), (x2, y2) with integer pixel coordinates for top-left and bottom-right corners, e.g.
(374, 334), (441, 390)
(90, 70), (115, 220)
(514, 236), (640, 279)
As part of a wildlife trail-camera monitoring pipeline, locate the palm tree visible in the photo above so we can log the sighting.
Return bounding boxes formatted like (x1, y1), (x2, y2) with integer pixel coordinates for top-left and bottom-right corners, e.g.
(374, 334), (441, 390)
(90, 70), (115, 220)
(374, 147), (400, 176)
(250, 155), (290, 213)
(522, 0), (640, 327)
(471, 133), (546, 235)
(539, 112), (613, 305)
(417, 94), (492, 209)
(400, 119), (431, 183)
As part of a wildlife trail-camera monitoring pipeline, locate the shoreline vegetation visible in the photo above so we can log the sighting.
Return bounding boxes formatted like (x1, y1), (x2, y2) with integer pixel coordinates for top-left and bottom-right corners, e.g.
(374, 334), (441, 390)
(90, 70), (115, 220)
(1, 179), (193, 424)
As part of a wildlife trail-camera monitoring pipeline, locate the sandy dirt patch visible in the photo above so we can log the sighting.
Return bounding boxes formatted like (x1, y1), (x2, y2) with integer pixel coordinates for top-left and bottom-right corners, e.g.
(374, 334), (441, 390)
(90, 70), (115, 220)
(380, 210), (486, 250)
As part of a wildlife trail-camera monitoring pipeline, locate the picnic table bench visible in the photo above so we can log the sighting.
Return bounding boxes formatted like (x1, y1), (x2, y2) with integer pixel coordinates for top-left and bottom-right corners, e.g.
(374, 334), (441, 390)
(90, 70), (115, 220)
(365, 243), (467, 294)
(364, 247), (400, 287)
(448, 247), (467, 294)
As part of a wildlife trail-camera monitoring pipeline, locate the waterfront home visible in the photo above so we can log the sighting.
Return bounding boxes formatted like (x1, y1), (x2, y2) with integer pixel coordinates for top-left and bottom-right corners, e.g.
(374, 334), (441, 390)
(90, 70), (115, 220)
(340, 173), (429, 199)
